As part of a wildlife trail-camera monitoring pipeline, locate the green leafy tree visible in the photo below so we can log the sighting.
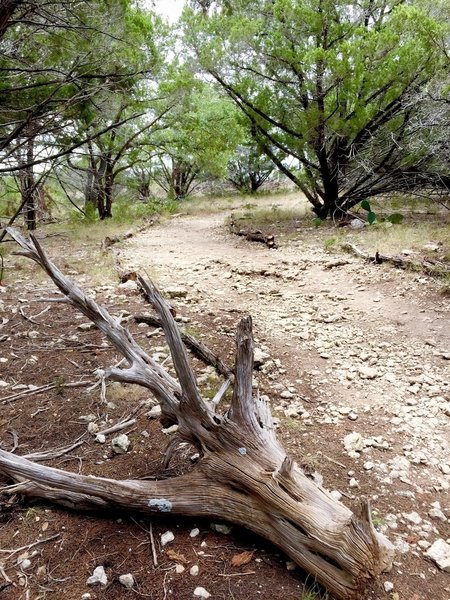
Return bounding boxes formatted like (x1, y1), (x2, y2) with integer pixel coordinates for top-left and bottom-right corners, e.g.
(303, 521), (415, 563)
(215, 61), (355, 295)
(227, 130), (276, 194)
(151, 73), (245, 199)
(0, 0), (162, 227)
(184, 0), (447, 217)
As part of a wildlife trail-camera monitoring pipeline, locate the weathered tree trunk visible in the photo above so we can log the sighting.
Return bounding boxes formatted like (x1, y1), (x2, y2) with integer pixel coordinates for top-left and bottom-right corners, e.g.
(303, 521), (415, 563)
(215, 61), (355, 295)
(0, 228), (394, 600)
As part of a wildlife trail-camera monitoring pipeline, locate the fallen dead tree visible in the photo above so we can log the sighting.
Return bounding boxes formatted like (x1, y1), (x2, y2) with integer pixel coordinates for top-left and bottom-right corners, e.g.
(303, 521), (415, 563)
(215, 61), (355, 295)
(342, 242), (450, 278)
(229, 214), (277, 249)
(0, 228), (393, 600)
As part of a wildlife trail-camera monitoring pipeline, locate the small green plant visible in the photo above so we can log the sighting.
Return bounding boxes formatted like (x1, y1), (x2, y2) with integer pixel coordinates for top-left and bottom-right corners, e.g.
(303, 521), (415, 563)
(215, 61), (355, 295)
(300, 582), (329, 600)
(360, 199), (404, 225)
(68, 201), (98, 225)
(360, 199), (377, 224)
(370, 511), (384, 529)
(54, 375), (66, 395)
(323, 235), (338, 249)
(283, 417), (301, 431)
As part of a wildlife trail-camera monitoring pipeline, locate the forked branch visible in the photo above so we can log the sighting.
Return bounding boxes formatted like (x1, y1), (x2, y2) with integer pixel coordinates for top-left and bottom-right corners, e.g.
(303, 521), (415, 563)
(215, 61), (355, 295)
(0, 228), (394, 600)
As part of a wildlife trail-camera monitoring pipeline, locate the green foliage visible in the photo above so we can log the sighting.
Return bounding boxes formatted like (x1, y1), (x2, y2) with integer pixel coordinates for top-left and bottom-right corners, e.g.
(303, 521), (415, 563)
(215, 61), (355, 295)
(367, 211), (377, 225)
(299, 580), (329, 600)
(152, 69), (246, 198)
(111, 198), (178, 223)
(54, 376), (66, 395)
(386, 213), (404, 225)
(183, 0), (449, 216)
(69, 202), (98, 225)
(360, 199), (405, 225)
(324, 236), (338, 249)
(371, 511), (385, 529)
(0, 246), (5, 285)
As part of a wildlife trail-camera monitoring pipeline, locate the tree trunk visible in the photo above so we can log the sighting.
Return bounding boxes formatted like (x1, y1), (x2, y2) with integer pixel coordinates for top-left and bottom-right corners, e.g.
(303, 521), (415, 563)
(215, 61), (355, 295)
(18, 136), (37, 230)
(1, 228), (394, 600)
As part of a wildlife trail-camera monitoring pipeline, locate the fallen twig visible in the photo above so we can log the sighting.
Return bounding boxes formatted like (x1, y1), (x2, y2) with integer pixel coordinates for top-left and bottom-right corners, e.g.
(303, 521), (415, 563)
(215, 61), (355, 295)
(149, 523), (158, 567)
(217, 571), (256, 577)
(24, 437), (85, 462)
(229, 215), (277, 249)
(1, 380), (94, 404)
(0, 563), (12, 583)
(19, 306), (39, 324)
(0, 534), (60, 558)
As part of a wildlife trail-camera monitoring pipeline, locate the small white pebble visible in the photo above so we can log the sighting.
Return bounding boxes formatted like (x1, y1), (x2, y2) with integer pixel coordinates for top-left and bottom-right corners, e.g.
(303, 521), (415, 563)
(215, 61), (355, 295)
(161, 531), (174, 546)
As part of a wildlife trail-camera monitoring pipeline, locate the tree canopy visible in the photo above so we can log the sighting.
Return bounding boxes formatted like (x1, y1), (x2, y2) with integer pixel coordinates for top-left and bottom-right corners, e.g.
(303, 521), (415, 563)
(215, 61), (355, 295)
(183, 0), (449, 217)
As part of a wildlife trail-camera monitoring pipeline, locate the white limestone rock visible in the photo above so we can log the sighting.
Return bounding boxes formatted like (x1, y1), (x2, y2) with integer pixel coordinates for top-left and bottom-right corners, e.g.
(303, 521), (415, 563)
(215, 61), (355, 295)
(87, 566), (108, 586)
(426, 539), (450, 572)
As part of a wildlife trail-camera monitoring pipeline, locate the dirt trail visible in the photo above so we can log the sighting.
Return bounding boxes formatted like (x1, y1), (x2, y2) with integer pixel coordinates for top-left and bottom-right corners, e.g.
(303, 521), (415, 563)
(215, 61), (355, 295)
(119, 205), (450, 597)
(122, 207), (449, 343)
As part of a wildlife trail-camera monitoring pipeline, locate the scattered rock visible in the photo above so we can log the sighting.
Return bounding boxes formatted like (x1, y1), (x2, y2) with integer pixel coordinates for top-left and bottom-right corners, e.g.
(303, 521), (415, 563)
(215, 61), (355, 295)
(211, 523), (232, 535)
(87, 422), (99, 434)
(111, 433), (130, 454)
(162, 424), (179, 435)
(190, 528), (200, 538)
(190, 565), (199, 576)
(404, 512), (422, 525)
(193, 587), (210, 599)
(426, 539), (450, 572)
(119, 574), (135, 589)
(358, 366), (379, 379)
(77, 322), (96, 331)
(147, 405), (162, 419)
(428, 502), (447, 522)
(19, 558), (31, 570)
(161, 531), (174, 546)
(343, 432), (364, 454)
(254, 348), (270, 368)
(384, 581), (394, 593)
(393, 538), (410, 554)
(330, 490), (342, 501)
(118, 280), (138, 292)
(87, 566), (108, 586)
(165, 286), (188, 299)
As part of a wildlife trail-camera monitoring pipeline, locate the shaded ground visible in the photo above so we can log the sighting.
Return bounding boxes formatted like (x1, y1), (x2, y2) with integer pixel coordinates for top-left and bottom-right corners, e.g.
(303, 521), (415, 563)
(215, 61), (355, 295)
(0, 195), (449, 600)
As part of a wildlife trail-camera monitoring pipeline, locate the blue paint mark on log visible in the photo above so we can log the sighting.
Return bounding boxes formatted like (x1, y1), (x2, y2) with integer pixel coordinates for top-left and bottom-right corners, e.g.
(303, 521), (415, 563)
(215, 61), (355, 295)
(148, 499), (173, 512)
(238, 447), (247, 455)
